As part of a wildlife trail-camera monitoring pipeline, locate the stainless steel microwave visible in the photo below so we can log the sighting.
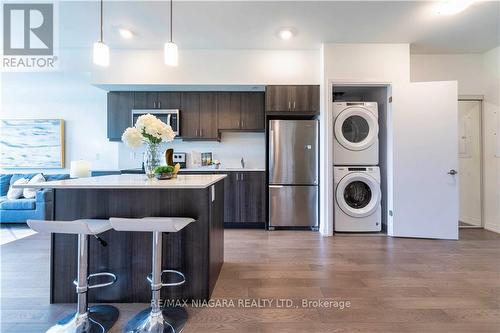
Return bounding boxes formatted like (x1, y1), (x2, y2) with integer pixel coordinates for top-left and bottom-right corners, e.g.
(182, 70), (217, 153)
(131, 109), (180, 136)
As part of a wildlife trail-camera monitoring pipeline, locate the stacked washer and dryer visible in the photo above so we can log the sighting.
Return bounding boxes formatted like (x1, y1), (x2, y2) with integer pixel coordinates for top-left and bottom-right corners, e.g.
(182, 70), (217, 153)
(333, 102), (382, 232)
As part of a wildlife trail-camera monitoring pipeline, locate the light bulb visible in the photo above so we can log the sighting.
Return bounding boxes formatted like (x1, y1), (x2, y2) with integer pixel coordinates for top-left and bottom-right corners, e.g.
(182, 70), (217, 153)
(279, 29), (294, 40)
(118, 28), (134, 40)
(93, 41), (109, 67)
(164, 42), (178, 66)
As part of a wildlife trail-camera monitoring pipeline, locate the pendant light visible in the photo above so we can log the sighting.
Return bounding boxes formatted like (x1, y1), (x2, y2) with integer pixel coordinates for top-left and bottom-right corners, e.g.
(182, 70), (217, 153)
(164, 0), (178, 66)
(93, 0), (109, 67)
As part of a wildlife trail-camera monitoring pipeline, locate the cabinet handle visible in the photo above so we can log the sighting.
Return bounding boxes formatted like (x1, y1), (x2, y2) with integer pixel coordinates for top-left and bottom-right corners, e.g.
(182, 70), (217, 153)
(293, 101), (296, 110)
(241, 120), (244, 128)
(241, 173), (244, 181)
(153, 101), (156, 108)
(200, 129), (203, 137)
(158, 101), (161, 108)
(288, 101), (291, 110)
(236, 173), (239, 181)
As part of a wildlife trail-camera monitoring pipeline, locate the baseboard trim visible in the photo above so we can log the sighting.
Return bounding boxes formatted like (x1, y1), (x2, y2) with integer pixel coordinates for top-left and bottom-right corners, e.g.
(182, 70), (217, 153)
(484, 223), (500, 234)
(459, 216), (481, 226)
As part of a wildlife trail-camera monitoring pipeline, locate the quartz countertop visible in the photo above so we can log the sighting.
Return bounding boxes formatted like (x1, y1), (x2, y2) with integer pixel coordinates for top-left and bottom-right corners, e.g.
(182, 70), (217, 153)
(120, 167), (265, 173)
(13, 174), (227, 189)
(180, 167), (265, 172)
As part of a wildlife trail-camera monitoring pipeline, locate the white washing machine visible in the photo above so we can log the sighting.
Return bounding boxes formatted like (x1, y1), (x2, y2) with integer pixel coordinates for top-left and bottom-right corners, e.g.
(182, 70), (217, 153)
(333, 102), (379, 165)
(334, 166), (381, 232)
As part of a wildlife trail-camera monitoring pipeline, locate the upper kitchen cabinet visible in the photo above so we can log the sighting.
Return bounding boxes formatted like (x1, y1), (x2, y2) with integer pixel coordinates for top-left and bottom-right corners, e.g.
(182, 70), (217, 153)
(217, 92), (241, 130)
(181, 92), (219, 140)
(217, 92), (265, 131)
(107, 92), (134, 141)
(241, 93), (265, 130)
(134, 92), (181, 109)
(265, 85), (320, 114)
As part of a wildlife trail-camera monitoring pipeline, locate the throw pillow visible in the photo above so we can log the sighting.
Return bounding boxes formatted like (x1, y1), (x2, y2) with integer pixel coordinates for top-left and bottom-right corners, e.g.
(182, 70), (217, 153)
(6, 178), (29, 200)
(23, 173), (46, 199)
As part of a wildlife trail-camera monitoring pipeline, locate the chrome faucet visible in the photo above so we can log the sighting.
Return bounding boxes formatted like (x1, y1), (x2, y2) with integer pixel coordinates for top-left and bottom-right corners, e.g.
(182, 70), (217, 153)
(240, 157), (245, 169)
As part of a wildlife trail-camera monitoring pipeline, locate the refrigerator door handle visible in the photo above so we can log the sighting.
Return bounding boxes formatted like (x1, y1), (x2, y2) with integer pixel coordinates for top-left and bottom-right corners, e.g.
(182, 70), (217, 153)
(269, 185), (284, 188)
(269, 128), (274, 181)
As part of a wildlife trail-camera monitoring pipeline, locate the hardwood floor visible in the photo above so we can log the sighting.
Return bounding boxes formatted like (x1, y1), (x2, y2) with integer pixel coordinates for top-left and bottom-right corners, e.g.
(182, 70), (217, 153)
(1, 229), (499, 333)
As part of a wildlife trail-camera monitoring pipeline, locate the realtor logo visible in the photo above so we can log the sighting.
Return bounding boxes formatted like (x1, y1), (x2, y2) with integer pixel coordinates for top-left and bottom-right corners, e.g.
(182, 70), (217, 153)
(2, 3), (57, 70)
(4, 4), (53, 55)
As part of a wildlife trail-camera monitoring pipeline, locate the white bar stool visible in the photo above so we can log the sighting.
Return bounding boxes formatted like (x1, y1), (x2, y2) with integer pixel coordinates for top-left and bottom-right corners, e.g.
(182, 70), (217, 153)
(27, 219), (119, 333)
(109, 217), (195, 333)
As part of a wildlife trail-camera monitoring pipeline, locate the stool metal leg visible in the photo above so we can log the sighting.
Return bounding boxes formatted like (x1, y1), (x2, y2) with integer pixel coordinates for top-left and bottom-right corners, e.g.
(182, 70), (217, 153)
(124, 231), (187, 333)
(46, 234), (119, 333)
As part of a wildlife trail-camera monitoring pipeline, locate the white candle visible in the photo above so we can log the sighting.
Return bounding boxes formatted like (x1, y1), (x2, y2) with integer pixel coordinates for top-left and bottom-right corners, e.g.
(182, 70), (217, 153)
(70, 160), (91, 178)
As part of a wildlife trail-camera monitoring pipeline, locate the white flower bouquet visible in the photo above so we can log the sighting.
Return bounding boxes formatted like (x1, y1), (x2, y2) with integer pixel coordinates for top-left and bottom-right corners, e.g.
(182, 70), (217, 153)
(122, 114), (176, 178)
(122, 114), (176, 147)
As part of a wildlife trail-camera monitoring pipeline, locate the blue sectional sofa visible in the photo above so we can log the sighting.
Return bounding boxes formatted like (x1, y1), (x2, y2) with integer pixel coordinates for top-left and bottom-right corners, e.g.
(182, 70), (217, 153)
(0, 173), (69, 223)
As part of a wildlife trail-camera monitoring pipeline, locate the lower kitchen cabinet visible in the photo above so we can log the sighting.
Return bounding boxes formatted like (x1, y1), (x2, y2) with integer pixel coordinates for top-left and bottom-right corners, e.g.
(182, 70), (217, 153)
(238, 171), (266, 223)
(180, 171), (266, 226)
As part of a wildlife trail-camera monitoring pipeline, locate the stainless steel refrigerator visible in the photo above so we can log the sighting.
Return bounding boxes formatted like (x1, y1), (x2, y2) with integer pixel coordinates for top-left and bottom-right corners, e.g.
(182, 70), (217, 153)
(268, 119), (319, 228)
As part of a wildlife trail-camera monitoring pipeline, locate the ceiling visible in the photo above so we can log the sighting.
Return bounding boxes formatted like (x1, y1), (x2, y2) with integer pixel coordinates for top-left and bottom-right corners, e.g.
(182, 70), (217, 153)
(58, 1), (500, 54)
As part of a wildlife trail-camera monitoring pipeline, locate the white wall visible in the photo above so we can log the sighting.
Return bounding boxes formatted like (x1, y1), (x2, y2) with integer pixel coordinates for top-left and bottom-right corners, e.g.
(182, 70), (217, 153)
(411, 54), (483, 95)
(91, 49), (320, 85)
(481, 47), (500, 233)
(1, 48), (119, 174)
(410, 47), (500, 233)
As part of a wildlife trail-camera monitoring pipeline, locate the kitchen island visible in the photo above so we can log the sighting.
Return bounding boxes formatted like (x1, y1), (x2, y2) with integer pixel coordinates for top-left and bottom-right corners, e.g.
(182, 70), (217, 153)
(16, 174), (226, 303)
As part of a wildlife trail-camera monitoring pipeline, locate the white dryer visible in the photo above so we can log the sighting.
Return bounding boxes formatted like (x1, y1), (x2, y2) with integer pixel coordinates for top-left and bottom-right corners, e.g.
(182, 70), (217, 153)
(334, 166), (381, 232)
(333, 102), (379, 165)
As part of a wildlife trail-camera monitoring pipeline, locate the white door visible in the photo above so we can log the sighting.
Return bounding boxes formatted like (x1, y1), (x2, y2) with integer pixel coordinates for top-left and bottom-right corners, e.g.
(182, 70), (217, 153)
(391, 81), (459, 240)
(458, 100), (482, 227)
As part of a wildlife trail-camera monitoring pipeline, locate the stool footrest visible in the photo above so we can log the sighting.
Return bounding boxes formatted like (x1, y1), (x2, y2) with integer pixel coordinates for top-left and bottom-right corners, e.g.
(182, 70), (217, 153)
(73, 272), (117, 290)
(147, 269), (186, 287)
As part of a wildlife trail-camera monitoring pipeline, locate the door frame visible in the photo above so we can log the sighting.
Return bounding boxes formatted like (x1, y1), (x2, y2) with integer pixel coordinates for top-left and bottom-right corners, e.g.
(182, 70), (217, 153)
(320, 80), (392, 237)
(458, 95), (484, 229)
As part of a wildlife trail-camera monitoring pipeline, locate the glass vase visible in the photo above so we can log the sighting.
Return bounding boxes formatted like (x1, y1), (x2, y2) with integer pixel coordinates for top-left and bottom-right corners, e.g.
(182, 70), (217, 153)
(143, 142), (161, 179)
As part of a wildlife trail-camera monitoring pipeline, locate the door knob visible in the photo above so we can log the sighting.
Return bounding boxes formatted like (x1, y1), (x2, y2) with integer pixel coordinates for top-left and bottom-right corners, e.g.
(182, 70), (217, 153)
(447, 169), (458, 175)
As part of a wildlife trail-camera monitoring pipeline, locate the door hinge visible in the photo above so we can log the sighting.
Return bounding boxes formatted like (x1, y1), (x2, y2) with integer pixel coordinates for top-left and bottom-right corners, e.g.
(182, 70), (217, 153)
(388, 96), (393, 103)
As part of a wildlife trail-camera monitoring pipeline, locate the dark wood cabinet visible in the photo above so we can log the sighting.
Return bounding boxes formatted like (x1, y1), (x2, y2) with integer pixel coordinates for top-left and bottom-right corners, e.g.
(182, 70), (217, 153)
(108, 90), (265, 141)
(181, 93), (218, 140)
(217, 92), (264, 131)
(217, 93), (241, 130)
(265, 85), (319, 113)
(222, 172), (239, 223)
(238, 171), (266, 223)
(240, 93), (265, 130)
(178, 170), (266, 225)
(199, 93), (218, 139)
(217, 171), (265, 224)
(107, 92), (134, 141)
(134, 92), (181, 109)
(265, 86), (291, 112)
(158, 92), (181, 109)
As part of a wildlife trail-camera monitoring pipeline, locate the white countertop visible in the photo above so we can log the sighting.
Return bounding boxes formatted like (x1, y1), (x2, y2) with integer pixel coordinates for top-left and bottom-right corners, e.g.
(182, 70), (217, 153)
(13, 174), (227, 189)
(180, 167), (265, 172)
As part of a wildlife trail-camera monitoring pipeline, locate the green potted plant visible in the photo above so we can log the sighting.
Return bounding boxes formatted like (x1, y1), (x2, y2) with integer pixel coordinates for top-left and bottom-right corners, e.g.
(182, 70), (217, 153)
(153, 165), (174, 180)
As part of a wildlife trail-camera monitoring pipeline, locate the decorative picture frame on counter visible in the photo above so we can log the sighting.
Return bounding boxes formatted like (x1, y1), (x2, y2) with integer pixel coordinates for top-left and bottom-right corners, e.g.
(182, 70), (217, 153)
(0, 119), (65, 168)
